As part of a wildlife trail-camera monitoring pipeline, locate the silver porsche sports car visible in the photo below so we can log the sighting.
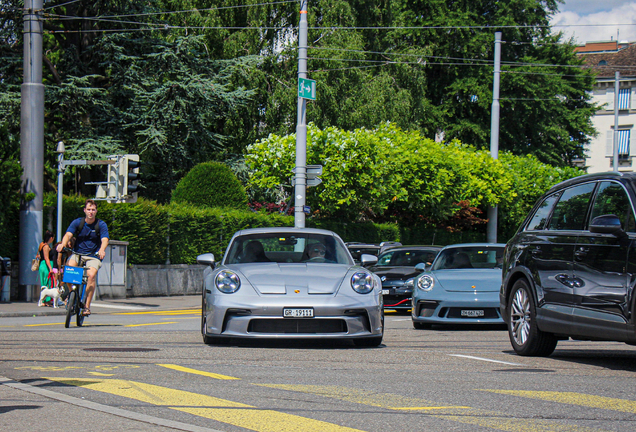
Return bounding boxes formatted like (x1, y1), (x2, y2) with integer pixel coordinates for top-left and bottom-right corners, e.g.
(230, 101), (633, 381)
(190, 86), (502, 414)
(411, 243), (506, 329)
(197, 227), (384, 346)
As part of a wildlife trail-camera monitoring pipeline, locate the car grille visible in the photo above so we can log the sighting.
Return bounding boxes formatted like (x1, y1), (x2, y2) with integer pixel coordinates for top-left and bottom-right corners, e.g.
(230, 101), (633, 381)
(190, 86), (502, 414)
(247, 319), (348, 334)
(416, 301), (438, 317)
(383, 294), (411, 307)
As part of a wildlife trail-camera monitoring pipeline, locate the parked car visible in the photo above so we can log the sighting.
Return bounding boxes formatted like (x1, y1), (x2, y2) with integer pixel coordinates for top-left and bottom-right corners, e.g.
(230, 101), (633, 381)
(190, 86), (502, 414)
(501, 172), (636, 356)
(412, 243), (506, 329)
(346, 241), (402, 265)
(369, 246), (442, 311)
(198, 227), (384, 347)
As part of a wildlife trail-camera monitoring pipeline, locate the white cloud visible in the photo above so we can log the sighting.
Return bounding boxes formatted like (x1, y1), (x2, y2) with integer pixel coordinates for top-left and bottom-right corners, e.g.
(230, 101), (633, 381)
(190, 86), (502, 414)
(551, 3), (636, 44)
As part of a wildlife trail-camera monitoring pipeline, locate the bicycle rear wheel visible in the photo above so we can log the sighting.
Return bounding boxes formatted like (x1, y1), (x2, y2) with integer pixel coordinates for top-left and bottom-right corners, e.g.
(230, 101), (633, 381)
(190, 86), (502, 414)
(65, 291), (76, 328)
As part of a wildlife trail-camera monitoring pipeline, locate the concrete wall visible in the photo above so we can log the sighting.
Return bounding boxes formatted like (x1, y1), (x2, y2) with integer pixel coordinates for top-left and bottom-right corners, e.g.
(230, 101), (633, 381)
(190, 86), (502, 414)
(122, 264), (206, 298)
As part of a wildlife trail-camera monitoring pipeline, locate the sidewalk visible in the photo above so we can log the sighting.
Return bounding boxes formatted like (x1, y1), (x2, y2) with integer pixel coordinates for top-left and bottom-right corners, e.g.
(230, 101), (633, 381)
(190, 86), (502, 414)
(0, 295), (201, 318)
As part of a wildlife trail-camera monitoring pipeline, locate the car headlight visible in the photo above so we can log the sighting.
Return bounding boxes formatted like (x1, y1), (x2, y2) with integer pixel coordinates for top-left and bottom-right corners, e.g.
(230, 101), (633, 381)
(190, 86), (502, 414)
(417, 274), (434, 291)
(351, 272), (374, 294)
(215, 270), (241, 293)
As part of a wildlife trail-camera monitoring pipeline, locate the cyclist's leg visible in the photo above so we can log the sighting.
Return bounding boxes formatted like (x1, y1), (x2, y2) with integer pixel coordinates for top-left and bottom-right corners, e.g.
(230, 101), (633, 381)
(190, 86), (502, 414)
(84, 266), (99, 313)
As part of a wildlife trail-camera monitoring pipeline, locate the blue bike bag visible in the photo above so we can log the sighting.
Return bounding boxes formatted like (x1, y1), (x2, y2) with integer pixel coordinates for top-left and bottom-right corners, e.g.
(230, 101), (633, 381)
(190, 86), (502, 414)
(63, 266), (83, 284)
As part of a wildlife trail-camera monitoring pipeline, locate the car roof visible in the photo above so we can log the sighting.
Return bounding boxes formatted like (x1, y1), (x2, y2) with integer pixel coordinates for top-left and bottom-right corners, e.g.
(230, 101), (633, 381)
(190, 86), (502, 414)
(232, 227), (340, 236)
(546, 172), (636, 195)
(440, 243), (506, 249)
(380, 245), (442, 253)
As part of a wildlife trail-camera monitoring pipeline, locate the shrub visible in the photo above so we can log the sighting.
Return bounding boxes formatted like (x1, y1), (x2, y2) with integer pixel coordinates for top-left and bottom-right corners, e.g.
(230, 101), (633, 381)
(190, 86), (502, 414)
(171, 162), (248, 210)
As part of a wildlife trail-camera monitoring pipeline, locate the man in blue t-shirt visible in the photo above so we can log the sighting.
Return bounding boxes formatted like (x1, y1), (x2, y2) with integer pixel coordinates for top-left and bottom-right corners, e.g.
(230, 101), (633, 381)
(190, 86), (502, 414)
(56, 199), (109, 316)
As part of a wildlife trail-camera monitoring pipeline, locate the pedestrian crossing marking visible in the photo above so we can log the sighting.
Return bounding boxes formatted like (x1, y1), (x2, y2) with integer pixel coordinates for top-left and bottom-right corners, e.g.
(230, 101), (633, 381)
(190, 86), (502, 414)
(45, 378), (366, 432)
(482, 389), (636, 414)
(114, 309), (199, 316)
(157, 364), (240, 380)
(125, 321), (178, 327)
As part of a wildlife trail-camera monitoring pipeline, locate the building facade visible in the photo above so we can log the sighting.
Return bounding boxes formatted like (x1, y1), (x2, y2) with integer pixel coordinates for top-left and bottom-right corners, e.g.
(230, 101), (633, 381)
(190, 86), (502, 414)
(576, 41), (636, 173)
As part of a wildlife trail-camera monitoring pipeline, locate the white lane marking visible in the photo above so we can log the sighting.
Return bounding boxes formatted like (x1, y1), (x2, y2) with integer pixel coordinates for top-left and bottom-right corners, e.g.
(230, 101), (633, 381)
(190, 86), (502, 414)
(449, 354), (523, 366)
(0, 376), (217, 432)
(89, 303), (148, 310)
(388, 318), (411, 322)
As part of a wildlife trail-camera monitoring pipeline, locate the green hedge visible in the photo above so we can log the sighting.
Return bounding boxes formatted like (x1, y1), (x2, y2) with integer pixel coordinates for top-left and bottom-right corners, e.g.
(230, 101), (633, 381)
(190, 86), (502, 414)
(41, 193), (504, 265)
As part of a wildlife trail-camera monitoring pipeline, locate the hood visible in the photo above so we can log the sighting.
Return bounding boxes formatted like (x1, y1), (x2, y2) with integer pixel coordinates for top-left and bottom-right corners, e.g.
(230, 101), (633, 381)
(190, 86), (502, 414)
(370, 266), (421, 282)
(433, 269), (502, 292)
(230, 263), (349, 294)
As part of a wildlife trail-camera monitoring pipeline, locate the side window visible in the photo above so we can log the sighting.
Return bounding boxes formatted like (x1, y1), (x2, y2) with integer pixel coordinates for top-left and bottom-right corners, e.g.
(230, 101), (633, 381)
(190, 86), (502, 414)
(525, 194), (559, 231)
(547, 183), (596, 231)
(590, 181), (636, 232)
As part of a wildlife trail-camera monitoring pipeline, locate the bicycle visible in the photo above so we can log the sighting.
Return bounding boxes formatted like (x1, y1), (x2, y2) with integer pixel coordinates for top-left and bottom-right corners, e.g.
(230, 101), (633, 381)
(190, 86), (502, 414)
(61, 249), (96, 328)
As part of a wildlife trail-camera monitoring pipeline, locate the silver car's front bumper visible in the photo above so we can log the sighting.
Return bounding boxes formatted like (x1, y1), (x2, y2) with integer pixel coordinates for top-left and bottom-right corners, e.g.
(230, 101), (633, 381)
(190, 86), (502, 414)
(411, 291), (504, 325)
(203, 293), (383, 339)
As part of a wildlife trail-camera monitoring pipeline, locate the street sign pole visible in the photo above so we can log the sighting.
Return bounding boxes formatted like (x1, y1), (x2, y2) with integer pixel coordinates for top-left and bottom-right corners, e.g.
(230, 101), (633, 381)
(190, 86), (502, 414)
(487, 31), (501, 244)
(294, 0), (309, 228)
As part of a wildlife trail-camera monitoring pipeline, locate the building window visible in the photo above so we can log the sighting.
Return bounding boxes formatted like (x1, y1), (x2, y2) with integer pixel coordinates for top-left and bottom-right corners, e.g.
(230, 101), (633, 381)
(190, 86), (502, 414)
(619, 88), (631, 110)
(598, 60), (608, 66)
(618, 129), (631, 158)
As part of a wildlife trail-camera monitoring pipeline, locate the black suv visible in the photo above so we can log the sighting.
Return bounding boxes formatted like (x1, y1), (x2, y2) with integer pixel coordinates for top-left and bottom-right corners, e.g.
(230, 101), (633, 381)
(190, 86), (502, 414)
(501, 172), (636, 356)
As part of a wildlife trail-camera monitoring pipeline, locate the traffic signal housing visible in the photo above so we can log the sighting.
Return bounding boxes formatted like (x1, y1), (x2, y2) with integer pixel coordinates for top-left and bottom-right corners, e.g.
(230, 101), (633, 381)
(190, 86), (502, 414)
(95, 155), (119, 201)
(121, 154), (140, 203)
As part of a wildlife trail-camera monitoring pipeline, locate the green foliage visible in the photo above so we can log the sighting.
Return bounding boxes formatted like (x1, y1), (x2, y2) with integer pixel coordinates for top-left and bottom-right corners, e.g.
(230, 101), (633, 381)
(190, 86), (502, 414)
(171, 162), (249, 210)
(246, 123), (584, 233)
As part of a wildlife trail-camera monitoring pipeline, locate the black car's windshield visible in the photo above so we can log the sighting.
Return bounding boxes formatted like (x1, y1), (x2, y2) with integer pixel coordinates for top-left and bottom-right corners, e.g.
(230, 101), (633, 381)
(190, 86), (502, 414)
(432, 246), (504, 270)
(376, 249), (439, 267)
(225, 233), (351, 265)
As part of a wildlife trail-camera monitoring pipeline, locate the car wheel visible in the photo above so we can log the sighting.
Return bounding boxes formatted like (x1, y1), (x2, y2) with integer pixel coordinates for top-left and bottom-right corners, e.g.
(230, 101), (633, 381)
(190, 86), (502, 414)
(353, 336), (383, 347)
(507, 278), (557, 357)
(413, 321), (432, 330)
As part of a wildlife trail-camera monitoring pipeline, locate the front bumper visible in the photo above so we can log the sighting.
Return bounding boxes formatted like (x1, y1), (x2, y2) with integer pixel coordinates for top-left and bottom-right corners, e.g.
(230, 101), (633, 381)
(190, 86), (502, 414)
(411, 291), (504, 325)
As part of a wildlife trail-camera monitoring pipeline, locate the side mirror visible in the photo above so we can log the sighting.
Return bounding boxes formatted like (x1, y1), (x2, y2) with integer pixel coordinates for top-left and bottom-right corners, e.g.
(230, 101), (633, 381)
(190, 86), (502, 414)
(414, 263), (426, 271)
(589, 214), (623, 235)
(196, 253), (216, 268)
(360, 254), (378, 267)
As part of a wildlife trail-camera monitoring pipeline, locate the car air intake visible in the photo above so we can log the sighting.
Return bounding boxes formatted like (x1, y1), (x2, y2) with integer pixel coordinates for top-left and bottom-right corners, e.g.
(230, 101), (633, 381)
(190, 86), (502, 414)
(248, 319), (347, 334)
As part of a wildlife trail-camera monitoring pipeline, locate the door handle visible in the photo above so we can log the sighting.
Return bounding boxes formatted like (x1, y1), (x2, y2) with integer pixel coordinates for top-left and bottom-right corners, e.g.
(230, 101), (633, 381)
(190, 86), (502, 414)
(574, 248), (588, 261)
(531, 246), (542, 257)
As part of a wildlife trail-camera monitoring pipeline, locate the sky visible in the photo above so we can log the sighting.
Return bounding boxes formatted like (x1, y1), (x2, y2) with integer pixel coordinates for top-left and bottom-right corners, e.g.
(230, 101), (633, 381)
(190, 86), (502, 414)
(551, 1), (636, 44)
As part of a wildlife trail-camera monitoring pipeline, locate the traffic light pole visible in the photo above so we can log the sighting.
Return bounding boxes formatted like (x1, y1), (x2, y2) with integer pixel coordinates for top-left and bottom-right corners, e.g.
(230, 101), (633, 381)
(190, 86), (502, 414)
(294, 0), (308, 228)
(487, 31), (501, 244)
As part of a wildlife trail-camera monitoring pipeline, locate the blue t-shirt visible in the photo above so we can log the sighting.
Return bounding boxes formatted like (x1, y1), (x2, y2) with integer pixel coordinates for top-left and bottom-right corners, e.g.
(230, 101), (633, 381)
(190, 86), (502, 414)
(66, 218), (109, 256)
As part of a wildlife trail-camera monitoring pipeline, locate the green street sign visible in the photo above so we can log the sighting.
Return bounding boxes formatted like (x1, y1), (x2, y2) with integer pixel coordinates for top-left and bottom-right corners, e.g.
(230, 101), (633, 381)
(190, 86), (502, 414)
(298, 78), (316, 100)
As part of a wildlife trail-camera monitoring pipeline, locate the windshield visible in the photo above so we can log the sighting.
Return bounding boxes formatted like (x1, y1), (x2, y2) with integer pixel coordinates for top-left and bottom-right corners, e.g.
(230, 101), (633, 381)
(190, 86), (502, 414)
(376, 248), (439, 267)
(432, 246), (504, 270)
(225, 232), (351, 265)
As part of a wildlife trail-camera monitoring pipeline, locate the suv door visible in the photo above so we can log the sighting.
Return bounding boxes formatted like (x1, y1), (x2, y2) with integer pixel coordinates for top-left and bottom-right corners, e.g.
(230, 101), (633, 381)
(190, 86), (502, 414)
(530, 182), (597, 332)
(572, 181), (634, 340)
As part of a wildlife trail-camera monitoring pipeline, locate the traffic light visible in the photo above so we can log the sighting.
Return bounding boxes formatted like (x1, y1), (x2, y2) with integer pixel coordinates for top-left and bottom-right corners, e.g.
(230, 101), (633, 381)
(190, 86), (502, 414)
(121, 154), (140, 203)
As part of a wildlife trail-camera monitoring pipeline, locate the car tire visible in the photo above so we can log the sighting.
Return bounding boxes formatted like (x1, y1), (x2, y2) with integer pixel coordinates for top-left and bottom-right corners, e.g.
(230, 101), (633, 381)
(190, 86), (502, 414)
(507, 278), (557, 357)
(353, 336), (383, 347)
(413, 321), (432, 330)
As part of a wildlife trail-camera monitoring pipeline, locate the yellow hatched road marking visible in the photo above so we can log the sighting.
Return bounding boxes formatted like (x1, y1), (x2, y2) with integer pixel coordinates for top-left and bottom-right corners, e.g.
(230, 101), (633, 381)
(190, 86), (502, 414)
(157, 364), (240, 380)
(259, 384), (609, 432)
(125, 322), (178, 327)
(114, 309), (199, 316)
(482, 389), (636, 414)
(45, 378), (365, 432)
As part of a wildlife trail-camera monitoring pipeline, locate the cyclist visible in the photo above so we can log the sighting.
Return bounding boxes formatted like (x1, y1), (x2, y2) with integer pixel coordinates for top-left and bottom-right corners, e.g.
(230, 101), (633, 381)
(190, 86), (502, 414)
(56, 199), (109, 316)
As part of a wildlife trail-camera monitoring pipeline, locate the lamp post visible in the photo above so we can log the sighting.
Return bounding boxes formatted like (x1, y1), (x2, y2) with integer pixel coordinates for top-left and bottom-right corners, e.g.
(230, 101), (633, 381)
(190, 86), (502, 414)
(56, 141), (65, 243)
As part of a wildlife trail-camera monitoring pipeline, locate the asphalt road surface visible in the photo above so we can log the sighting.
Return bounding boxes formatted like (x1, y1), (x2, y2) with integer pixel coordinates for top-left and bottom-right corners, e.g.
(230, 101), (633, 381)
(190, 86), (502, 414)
(2, 302), (636, 432)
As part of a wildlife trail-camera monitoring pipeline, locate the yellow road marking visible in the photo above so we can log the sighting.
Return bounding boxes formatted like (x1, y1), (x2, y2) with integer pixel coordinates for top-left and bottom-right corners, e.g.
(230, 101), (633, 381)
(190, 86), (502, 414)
(124, 321), (178, 327)
(482, 389), (636, 414)
(24, 322), (65, 327)
(441, 415), (603, 431)
(114, 309), (199, 316)
(157, 364), (240, 380)
(46, 378), (365, 432)
(87, 372), (114, 376)
(258, 384), (472, 414)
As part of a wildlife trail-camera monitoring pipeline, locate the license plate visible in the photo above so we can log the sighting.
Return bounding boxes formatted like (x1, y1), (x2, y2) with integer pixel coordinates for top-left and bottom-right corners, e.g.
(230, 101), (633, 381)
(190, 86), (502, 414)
(461, 310), (484, 317)
(381, 289), (390, 295)
(283, 308), (314, 318)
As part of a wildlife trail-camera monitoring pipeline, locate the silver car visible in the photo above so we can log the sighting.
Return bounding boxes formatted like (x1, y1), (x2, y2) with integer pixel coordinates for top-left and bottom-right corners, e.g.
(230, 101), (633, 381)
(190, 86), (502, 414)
(197, 227), (384, 347)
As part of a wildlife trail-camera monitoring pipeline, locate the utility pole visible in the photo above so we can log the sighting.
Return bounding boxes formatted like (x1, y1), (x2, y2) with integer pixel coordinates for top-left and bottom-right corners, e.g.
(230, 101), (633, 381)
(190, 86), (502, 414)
(294, 0), (308, 228)
(19, 0), (44, 300)
(613, 71), (620, 173)
(487, 31), (501, 244)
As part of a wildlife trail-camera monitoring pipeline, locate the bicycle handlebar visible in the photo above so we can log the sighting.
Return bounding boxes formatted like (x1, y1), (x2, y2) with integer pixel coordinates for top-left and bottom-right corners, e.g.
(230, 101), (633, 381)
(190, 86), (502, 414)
(62, 247), (99, 259)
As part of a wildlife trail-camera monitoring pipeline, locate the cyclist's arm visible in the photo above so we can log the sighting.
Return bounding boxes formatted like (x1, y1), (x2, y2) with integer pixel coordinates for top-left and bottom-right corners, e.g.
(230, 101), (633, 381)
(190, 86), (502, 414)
(98, 237), (109, 260)
(57, 231), (74, 254)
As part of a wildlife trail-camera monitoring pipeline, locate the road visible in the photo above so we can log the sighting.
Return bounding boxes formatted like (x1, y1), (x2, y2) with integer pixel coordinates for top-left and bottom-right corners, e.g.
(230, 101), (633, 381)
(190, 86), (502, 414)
(2, 298), (636, 431)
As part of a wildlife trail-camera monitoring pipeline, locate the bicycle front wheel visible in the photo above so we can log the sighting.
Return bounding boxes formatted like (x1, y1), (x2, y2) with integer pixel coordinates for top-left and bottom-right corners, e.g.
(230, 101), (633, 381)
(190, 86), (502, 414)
(76, 308), (85, 327)
(65, 291), (76, 328)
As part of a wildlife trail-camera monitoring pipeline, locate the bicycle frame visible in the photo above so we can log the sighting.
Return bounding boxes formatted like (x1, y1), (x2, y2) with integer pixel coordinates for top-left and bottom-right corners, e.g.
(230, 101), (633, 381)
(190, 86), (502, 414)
(62, 255), (91, 328)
